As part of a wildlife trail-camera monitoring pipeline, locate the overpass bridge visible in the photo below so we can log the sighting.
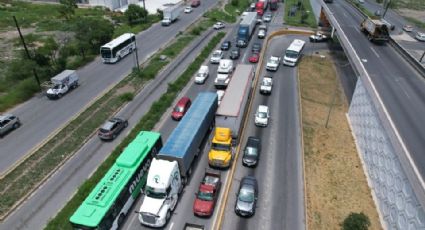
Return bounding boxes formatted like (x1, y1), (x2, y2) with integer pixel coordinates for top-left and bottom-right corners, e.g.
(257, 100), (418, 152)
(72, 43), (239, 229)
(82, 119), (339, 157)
(310, 0), (425, 229)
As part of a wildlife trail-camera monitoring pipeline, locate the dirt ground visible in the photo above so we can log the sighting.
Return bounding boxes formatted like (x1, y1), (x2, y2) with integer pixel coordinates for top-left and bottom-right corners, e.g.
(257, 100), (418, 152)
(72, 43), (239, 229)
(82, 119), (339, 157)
(396, 8), (425, 22)
(299, 55), (382, 230)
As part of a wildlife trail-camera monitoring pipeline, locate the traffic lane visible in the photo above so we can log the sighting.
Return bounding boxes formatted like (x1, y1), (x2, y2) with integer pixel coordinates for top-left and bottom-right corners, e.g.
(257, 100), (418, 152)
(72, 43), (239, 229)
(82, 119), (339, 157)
(0, 0), (219, 175)
(0, 29), (220, 230)
(221, 35), (305, 230)
(121, 21), (256, 230)
(331, 0), (425, 177)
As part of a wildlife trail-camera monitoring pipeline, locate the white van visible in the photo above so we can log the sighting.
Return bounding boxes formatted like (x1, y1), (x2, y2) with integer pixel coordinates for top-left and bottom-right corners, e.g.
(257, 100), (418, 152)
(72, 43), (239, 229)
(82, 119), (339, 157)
(283, 39), (305, 67)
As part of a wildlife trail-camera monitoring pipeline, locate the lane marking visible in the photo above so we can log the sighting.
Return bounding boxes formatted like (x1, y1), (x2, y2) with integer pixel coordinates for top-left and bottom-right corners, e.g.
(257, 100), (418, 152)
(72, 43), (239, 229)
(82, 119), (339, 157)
(370, 47), (380, 58)
(168, 221), (174, 230)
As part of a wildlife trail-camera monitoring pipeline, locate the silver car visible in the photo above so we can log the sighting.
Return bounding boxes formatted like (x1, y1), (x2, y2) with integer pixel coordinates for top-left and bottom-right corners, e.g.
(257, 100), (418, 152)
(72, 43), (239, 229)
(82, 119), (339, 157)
(235, 176), (258, 217)
(0, 114), (21, 137)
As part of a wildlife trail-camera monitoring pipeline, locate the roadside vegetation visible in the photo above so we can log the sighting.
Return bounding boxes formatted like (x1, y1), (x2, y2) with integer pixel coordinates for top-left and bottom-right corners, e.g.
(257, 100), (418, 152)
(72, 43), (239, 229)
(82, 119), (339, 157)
(283, 0), (317, 28)
(0, 1), (160, 112)
(299, 55), (381, 230)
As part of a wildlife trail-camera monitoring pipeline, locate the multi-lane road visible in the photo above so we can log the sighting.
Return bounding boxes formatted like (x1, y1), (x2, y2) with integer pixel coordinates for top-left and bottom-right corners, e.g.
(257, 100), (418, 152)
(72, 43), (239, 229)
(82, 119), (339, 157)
(327, 0), (425, 189)
(0, 0), (218, 175)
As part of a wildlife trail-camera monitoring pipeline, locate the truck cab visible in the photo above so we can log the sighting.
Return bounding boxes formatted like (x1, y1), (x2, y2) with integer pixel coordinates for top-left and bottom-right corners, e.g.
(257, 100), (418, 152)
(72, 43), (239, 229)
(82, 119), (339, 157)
(139, 159), (182, 227)
(208, 127), (233, 168)
(215, 59), (234, 89)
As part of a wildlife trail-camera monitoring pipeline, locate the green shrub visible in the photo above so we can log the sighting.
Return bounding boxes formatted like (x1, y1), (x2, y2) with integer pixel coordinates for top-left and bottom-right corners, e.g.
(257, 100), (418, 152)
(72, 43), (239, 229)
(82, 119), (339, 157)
(342, 212), (371, 230)
(119, 92), (134, 102)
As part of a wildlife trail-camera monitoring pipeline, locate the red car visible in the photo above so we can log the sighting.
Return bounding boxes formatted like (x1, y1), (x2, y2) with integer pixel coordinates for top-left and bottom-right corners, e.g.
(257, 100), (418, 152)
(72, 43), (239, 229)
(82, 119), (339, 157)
(171, 97), (191, 121)
(193, 171), (221, 217)
(191, 0), (200, 7)
(249, 53), (259, 63)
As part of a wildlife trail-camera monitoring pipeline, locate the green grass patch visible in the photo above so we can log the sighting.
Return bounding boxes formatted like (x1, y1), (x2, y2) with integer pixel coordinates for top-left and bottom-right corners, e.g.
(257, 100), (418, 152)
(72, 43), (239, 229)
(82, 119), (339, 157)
(44, 31), (225, 230)
(346, 0), (375, 17)
(204, 0), (250, 23)
(284, 0), (317, 28)
(390, 0), (425, 10)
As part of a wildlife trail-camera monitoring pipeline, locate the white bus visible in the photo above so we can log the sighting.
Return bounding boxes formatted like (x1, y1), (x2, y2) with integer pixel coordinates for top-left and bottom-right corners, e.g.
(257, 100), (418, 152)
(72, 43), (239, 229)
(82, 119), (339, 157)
(100, 33), (136, 63)
(282, 39), (305, 66)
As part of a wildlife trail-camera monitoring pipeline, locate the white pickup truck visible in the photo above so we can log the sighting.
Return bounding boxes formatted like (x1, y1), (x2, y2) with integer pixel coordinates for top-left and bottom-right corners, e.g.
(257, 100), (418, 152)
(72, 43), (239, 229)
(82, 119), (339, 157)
(46, 70), (79, 99)
(215, 59), (233, 89)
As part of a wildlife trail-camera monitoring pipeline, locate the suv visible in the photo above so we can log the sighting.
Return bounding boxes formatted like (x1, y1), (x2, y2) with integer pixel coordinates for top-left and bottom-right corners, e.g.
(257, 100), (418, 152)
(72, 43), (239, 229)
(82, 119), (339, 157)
(242, 137), (261, 167)
(0, 114), (20, 137)
(251, 42), (262, 53)
(230, 47), (240, 60)
(266, 56), (280, 71)
(98, 117), (128, 140)
(254, 105), (270, 127)
(259, 77), (273, 94)
(221, 41), (231, 51)
(235, 176), (258, 217)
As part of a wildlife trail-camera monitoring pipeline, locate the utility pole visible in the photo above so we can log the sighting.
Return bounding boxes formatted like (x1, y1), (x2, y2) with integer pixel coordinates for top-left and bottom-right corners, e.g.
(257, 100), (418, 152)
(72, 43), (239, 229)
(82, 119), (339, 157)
(13, 16), (41, 91)
(142, 0), (147, 22)
(382, 0), (391, 19)
(134, 38), (140, 71)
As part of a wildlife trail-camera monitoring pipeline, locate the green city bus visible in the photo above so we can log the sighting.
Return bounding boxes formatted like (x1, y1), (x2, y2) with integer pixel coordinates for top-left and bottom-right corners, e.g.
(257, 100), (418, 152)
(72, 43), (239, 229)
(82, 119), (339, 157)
(70, 131), (162, 230)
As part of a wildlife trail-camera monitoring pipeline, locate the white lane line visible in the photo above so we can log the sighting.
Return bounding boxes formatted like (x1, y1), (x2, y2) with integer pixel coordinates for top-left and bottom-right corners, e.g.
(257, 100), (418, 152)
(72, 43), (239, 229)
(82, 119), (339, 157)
(370, 47), (380, 58)
(125, 213), (137, 230)
(168, 221), (174, 230)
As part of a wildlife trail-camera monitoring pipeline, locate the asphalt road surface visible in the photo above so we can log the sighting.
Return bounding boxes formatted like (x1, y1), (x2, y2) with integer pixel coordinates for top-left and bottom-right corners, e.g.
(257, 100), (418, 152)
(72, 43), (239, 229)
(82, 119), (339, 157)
(0, 27), (220, 230)
(0, 0), (218, 175)
(328, 0), (425, 189)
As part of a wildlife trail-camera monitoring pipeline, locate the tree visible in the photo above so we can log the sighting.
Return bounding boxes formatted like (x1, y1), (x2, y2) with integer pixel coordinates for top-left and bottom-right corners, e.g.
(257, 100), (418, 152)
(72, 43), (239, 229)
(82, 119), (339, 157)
(342, 212), (371, 230)
(125, 4), (148, 25)
(59, 0), (77, 20)
(74, 18), (114, 56)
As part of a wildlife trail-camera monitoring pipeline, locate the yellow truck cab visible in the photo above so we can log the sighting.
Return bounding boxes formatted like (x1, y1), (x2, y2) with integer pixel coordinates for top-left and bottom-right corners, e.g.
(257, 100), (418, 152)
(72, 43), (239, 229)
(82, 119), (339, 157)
(208, 127), (232, 168)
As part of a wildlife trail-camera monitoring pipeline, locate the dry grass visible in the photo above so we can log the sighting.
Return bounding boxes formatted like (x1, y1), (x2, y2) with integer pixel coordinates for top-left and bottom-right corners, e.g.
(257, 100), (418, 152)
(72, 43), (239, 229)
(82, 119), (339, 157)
(299, 55), (382, 230)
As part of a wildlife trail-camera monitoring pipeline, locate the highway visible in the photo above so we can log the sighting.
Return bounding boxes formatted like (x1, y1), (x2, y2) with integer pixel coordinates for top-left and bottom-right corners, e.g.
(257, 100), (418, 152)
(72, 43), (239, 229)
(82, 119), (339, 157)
(122, 7), (304, 230)
(328, 0), (425, 190)
(0, 0), (218, 175)
(0, 26), (221, 230)
(220, 34), (308, 230)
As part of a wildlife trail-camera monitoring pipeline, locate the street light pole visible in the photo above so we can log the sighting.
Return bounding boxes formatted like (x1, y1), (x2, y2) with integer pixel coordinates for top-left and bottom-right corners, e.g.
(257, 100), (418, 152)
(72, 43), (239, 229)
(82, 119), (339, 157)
(382, 0), (391, 19)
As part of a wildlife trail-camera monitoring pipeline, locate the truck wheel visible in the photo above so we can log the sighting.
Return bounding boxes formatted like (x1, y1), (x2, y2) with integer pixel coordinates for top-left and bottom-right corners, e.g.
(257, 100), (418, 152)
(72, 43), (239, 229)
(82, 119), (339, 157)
(166, 210), (171, 221)
(58, 93), (63, 98)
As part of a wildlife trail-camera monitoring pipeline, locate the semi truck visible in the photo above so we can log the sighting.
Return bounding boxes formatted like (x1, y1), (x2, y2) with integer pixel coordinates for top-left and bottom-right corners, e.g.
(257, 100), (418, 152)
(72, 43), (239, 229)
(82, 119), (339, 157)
(46, 69), (79, 99)
(270, 0), (278, 10)
(255, 0), (267, 16)
(360, 18), (389, 43)
(237, 12), (257, 47)
(138, 92), (218, 227)
(209, 65), (254, 168)
(162, 4), (182, 26)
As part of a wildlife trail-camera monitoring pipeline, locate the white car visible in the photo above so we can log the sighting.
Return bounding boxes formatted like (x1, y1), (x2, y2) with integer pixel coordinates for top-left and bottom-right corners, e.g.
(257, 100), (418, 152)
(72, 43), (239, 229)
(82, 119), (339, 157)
(263, 13), (272, 22)
(213, 22), (225, 30)
(309, 32), (328, 42)
(415, 32), (425, 42)
(217, 90), (225, 105)
(195, 65), (209, 84)
(184, 6), (192, 13)
(259, 77), (273, 94)
(266, 56), (280, 71)
(258, 29), (266, 39)
(210, 50), (224, 64)
(255, 105), (270, 127)
(403, 25), (413, 32)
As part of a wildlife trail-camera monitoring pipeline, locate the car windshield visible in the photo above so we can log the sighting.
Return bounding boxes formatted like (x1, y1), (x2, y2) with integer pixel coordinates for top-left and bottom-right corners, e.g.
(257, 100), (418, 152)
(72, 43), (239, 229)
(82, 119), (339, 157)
(262, 80), (271, 86)
(285, 50), (299, 58)
(257, 112), (267, 118)
(270, 58), (278, 64)
(212, 142), (231, 151)
(101, 121), (115, 130)
(239, 187), (254, 202)
(52, 84), (63, 89)
(213, 52), (221, 57)
(145, 186), (167, 199)
(174, 106), (184, 112)
(100, 48), (111, 58)
(245, 147), (258, 156)
(197, 191), (213, 201)
(197, 72), (205, 78)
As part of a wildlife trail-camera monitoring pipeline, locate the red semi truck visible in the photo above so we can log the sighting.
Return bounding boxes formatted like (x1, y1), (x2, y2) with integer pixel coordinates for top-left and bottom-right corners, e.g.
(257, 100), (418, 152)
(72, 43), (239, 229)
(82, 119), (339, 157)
(255, 0), (267, 16)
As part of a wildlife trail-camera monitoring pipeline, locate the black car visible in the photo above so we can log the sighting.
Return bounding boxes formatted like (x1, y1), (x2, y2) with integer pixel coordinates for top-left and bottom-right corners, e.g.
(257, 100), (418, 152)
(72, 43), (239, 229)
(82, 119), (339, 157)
(242, 136), (261, 167)
(98, 117), (128, 140)
(251, 42), (262, 53)
(230, 47), (240, 60)
(221, 41), (231, 51)
(235, 176), (258, 217)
